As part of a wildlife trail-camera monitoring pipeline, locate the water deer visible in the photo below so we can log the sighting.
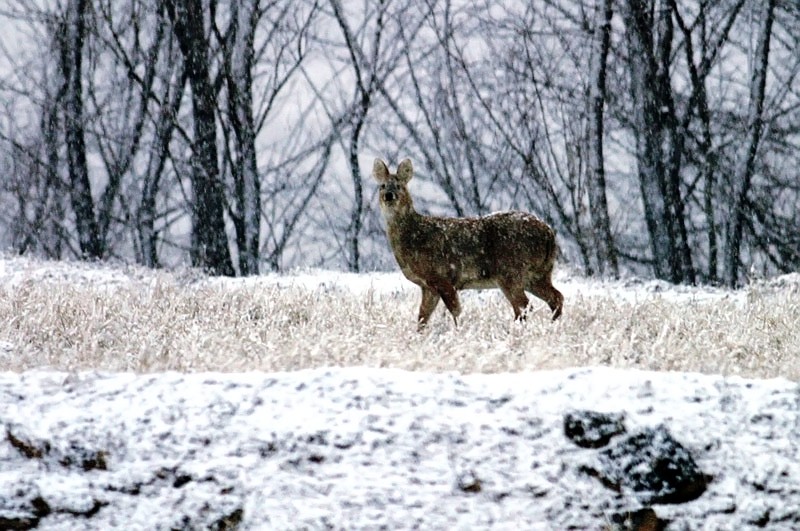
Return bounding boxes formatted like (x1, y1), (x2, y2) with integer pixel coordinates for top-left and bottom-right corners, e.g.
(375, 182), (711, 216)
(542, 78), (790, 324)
(373, 158), (564, 330)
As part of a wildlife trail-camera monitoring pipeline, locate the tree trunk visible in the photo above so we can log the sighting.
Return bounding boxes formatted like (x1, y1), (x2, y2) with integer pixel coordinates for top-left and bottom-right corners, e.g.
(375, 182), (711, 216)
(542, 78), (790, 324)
(656, 2), (695, 284)
(624, 0), (674, 281)
(623, 0), (696, 283)
(586, 0), (618, 278)
(330, 0), (383, 272)
(139, 64), (186, 269)
(164, 0), (235, 276)
(724, 0), (776, 287)
(346, 114), (366, 273)
(225, 1), (261, 276)
(670, 0), (745, 283)
(696, 15), (721, 285)
(61, 0), (102, 259)
(43, 90), (68, 258)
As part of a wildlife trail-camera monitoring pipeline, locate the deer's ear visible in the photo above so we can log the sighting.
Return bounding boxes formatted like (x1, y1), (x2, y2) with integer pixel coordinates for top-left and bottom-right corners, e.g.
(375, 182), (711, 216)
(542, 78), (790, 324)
(397, 158), (413, 183)
(372, 159), (389, 182)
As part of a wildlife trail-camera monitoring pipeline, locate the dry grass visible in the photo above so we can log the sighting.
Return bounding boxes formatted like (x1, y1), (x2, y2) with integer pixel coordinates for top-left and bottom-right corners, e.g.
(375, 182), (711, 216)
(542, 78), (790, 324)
(1, 267), (799, 379)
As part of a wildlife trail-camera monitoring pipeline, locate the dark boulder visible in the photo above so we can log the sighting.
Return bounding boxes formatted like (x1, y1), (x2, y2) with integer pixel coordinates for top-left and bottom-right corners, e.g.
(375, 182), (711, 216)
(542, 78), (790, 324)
(564, 410), (626, 449)
(587, 424), (707, 504)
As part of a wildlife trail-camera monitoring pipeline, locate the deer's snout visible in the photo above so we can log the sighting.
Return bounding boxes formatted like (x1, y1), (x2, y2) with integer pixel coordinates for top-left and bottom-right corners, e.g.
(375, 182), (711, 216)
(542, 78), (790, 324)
(381, 183), (399, 204)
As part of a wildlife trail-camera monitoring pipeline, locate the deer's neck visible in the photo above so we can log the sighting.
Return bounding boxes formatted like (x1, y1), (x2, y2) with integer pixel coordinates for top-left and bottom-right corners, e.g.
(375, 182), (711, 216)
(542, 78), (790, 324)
(382, 202), (419, 226)
(385, 204), (423, 238)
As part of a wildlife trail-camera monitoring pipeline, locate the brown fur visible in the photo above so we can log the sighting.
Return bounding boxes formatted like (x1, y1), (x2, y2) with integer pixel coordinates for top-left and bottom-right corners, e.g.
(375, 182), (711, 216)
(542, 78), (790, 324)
(373, 158), (564, 330)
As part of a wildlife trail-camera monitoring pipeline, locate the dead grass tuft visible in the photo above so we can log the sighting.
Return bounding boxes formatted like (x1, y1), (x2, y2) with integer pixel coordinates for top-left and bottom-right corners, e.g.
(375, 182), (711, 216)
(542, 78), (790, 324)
(1, 268), (798, 379)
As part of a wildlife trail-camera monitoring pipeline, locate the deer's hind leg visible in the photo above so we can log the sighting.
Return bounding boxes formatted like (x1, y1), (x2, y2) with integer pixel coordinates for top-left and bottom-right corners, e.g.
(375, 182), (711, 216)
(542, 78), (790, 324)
(424, 279), (461, 326)
(527, 275), (564, 321)
(497, 278), (530, 321)
(417, 287), (441, 331)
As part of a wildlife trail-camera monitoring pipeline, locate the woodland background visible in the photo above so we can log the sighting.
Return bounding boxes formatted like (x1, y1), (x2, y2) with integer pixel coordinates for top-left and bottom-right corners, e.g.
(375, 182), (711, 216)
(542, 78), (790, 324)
(0, 0), (798, 286)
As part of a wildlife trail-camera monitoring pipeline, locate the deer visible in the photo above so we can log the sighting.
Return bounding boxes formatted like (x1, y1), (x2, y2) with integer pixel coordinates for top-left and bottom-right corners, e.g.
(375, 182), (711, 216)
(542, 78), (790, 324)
(372, 158), (564, 331)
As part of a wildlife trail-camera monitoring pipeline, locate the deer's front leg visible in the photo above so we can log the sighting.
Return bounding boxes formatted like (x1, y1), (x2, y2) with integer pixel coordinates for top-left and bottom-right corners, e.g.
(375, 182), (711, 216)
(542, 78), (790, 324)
(417, 287), (441, 331)
(498, 278), (530, 321)
(430, 280), (461, 326)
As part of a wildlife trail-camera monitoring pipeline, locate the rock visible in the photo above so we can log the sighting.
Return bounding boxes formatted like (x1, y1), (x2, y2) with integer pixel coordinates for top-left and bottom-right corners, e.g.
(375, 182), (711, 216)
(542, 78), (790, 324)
(6, 428), (50, 459)
(563, 410), (626, 449)
(211, 507), (244, 530)
(58, 444), (108, 472)
(609, 508), (669, 531)
(0, 478), (50, 530)
(588, 425), (707, 504)
(456, 470), (482, 493)
(6, 426), (108, 472)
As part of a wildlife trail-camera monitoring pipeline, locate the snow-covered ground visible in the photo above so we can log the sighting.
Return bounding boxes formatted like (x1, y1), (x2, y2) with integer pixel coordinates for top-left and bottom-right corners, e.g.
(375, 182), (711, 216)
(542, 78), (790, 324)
(2, 367), (799, 530)
(1, 257), (799, 529)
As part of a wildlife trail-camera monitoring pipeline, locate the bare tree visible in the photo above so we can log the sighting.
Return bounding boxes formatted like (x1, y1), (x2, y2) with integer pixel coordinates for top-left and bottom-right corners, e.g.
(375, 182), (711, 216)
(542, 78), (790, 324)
(669, 0), (746, 283)
(137, 57), (186, 268)
(218, 1), (263, 276)
(252, 1), (326, 270)
(723, 0), (777, 287)
(328, 0), (387, 272)
(622, 0), (695, 283)
(586, 0), (618, 277)
(163, 0), (235, 276)
(89, 1), (172, 261)
(61, 0), (103, 259)
(0, 76), (70, 258)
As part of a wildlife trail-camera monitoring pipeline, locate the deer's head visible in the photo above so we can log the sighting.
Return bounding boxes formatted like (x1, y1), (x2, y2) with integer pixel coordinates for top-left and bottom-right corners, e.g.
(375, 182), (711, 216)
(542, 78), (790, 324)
(372, 158), (415, 220)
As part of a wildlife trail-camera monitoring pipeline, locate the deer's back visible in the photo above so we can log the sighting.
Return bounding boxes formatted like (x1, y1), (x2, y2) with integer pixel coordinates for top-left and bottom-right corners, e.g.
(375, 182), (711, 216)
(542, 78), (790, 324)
(388, 211), (556, 289)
